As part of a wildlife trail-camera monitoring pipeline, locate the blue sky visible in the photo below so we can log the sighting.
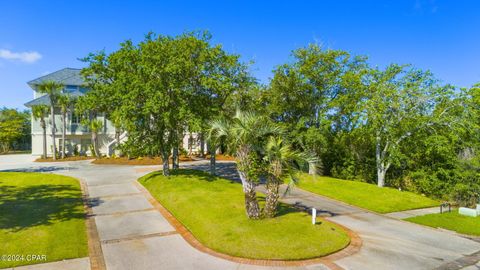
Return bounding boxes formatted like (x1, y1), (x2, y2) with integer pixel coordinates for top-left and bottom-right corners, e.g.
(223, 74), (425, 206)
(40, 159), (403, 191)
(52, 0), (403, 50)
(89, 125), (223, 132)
(1, 0), (479, 109)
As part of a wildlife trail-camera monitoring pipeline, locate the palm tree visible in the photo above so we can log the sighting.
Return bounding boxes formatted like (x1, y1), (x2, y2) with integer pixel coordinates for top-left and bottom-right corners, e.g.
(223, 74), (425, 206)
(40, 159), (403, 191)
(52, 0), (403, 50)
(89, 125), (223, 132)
(37, 80), (64, 160)
(58, 95), (73, 159)
(88, 119), (103, 158)
(32, 105), (49, 159)
(262, 136), (316, 218)
(209, 110), (281, 219)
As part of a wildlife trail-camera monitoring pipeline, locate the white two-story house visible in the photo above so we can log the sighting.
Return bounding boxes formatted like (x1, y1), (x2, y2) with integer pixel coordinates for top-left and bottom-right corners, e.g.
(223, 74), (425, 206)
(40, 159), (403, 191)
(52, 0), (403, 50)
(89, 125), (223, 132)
(25, 68), (206, 157)
(25, 68), (118, 157)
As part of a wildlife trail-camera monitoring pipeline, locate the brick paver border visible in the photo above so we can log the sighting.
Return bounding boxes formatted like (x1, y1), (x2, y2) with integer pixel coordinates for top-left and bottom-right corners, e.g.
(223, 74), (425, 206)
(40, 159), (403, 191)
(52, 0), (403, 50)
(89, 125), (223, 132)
(134, 180), (362, 268)
(79, 180), (107, 270)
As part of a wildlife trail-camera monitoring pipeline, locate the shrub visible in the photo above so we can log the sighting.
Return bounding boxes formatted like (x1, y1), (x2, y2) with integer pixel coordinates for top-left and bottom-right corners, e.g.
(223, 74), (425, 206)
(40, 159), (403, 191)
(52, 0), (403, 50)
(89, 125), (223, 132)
(451, 183), (480, 207)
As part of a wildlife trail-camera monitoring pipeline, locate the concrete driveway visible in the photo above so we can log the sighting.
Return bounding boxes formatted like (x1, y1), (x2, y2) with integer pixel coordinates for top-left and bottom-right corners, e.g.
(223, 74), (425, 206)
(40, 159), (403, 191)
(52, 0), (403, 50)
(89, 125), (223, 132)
(2, 155), (480, 270)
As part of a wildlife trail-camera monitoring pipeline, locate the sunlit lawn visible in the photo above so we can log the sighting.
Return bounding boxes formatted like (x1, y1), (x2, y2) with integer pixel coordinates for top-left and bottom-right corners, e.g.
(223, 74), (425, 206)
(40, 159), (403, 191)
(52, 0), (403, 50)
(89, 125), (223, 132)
(0, 172), (88, 268)
(406, 211), (480, 236)
(139, 169), (350, 260)
(297, 174), (439, 213)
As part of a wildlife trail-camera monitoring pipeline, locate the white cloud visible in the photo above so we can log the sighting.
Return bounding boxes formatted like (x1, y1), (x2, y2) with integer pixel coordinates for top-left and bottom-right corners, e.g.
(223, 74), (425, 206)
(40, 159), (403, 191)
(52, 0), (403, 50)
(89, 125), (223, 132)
(0, 49), (42, 63)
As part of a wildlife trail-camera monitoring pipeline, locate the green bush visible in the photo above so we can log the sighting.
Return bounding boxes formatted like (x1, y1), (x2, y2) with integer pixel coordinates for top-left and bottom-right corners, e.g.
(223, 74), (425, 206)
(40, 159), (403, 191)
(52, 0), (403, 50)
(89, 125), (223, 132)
(451, 183), (480, 208)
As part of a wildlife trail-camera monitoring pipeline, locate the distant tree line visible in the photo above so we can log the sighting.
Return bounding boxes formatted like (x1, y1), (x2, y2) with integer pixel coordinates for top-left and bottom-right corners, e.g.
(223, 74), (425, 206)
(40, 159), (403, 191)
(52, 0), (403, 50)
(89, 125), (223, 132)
(0, 107), (31, 153)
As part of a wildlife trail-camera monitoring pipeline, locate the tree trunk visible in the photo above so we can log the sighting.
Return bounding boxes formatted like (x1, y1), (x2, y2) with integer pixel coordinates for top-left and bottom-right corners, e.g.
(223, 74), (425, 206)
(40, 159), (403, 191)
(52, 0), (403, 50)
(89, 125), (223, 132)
(377, 164), (386, 187)
(264, 177), (280, 218)
(308, 161), (316, 175)
(91, 132), (96, 157)
(95, 133), (101, 158)
(41, 119), (47, 159)
(172, 146), (179, 169)
(199, 132), (205, 158)
(50, 106), (57, 160)
(210, 143), (216, 175)
(240, 173), (260, 219)
(61, 112), (66, 159)
(376, 134), (388, 187)
(162, 151), (170, 176)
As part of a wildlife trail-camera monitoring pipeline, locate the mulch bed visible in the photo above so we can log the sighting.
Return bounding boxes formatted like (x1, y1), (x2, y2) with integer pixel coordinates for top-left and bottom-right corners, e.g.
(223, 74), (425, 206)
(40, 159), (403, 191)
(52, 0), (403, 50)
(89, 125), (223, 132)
(91, 156), (196, 165)
(35, 156), (94, 162)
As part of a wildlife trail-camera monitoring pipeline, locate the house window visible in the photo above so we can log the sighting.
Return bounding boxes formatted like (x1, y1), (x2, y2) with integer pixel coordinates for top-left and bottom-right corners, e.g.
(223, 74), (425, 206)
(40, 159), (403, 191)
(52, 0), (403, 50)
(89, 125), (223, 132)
(71, 112), (82, 124)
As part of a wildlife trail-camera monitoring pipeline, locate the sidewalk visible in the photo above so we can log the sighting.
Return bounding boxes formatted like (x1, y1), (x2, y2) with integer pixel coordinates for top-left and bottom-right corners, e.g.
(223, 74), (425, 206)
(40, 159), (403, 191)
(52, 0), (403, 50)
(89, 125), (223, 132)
(385, 206), (441, 219)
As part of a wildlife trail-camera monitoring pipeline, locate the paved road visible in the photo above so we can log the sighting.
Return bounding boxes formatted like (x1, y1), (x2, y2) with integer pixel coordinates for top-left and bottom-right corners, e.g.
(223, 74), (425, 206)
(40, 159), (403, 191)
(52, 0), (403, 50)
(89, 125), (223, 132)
(2, 155), (480, 270)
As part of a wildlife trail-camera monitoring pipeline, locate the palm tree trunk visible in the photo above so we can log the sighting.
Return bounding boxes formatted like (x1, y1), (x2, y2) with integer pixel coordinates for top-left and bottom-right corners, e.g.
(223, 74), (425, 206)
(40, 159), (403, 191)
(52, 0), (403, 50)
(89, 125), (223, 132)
(239, 170), (261, 219)
(61, 112), (66, 159)
(264, 178), (280, 218)
(41, 119), (47, 159)
(236, 146), (261, 219)
(91, 132), (100, 158)
(50, 105), (57, 160)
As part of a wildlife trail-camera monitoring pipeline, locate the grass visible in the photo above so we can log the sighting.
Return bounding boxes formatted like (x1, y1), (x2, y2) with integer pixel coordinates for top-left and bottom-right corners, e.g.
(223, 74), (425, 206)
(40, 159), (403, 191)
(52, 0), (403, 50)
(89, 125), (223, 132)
(92, 155), (195, 165)
(405, 211), (480, 236)
(35, 156), (94, 162)
(0, 172), (88, 268)
(297, 174), (439, 213)
(139, 169), (350, 260)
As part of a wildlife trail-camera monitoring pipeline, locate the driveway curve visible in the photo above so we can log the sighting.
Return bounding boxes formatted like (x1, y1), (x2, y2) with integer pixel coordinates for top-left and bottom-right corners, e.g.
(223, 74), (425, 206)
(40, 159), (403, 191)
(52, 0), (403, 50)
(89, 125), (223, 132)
(2, 155), (480, 270)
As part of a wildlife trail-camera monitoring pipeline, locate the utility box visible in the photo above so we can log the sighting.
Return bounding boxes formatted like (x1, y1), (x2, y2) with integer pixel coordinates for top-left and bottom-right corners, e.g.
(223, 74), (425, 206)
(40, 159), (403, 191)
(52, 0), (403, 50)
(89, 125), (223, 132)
(459, 207), (478, 217)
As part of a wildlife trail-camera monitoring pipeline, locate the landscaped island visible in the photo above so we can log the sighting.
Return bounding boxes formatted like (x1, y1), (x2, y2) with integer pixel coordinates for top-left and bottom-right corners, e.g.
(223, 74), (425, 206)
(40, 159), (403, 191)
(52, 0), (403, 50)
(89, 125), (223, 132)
(0, 172), (88, 268)
(297, 174), (439, 213)
(139, 169), (350, 260)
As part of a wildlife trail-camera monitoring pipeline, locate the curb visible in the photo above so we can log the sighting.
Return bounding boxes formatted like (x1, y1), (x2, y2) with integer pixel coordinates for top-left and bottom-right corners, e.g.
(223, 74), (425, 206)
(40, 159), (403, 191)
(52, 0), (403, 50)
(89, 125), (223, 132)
(79, 179), (106, 270)
(133, 179), (362, 268)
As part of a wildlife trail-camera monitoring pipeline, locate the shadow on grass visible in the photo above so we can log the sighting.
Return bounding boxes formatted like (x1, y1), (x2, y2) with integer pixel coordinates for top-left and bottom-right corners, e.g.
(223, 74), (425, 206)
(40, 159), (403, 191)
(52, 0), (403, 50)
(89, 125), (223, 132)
(142, 168), (239, 184)
(181, 162), (241, 182)
(0, 182), (87, 231)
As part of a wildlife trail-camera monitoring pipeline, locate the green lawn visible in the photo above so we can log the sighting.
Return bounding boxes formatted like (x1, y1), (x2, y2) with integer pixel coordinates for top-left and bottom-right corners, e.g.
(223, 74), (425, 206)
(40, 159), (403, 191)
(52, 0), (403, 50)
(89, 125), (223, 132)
(406, 211), (480, 236)
(0, 172), (88, 268)
(139, 169), (350, 260)
(297, 174), (439, 213)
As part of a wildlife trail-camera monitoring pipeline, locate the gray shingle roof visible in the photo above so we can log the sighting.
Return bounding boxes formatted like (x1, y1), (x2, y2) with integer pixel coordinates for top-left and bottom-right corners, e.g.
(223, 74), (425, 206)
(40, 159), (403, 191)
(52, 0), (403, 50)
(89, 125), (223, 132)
(27, 68), (84, 88)
(24, 90), (85, 107)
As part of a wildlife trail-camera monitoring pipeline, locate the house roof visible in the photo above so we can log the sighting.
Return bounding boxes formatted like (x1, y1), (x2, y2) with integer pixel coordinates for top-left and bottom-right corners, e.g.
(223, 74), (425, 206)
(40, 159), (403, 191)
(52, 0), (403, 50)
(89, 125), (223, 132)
(27, 68), (84, 88)
(24, 90), (85, 107)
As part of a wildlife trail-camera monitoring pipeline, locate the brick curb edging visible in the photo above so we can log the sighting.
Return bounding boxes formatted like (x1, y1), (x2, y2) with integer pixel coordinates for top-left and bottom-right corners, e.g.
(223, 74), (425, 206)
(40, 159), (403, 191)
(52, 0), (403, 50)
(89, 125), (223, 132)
(79, 179), (107, 270)
(134, 180), (362, 268)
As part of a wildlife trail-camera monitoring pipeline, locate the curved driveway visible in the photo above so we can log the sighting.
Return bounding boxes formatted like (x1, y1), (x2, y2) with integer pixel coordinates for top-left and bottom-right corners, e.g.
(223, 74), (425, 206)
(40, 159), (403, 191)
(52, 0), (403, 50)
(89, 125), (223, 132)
(1, 155), (480, 270)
